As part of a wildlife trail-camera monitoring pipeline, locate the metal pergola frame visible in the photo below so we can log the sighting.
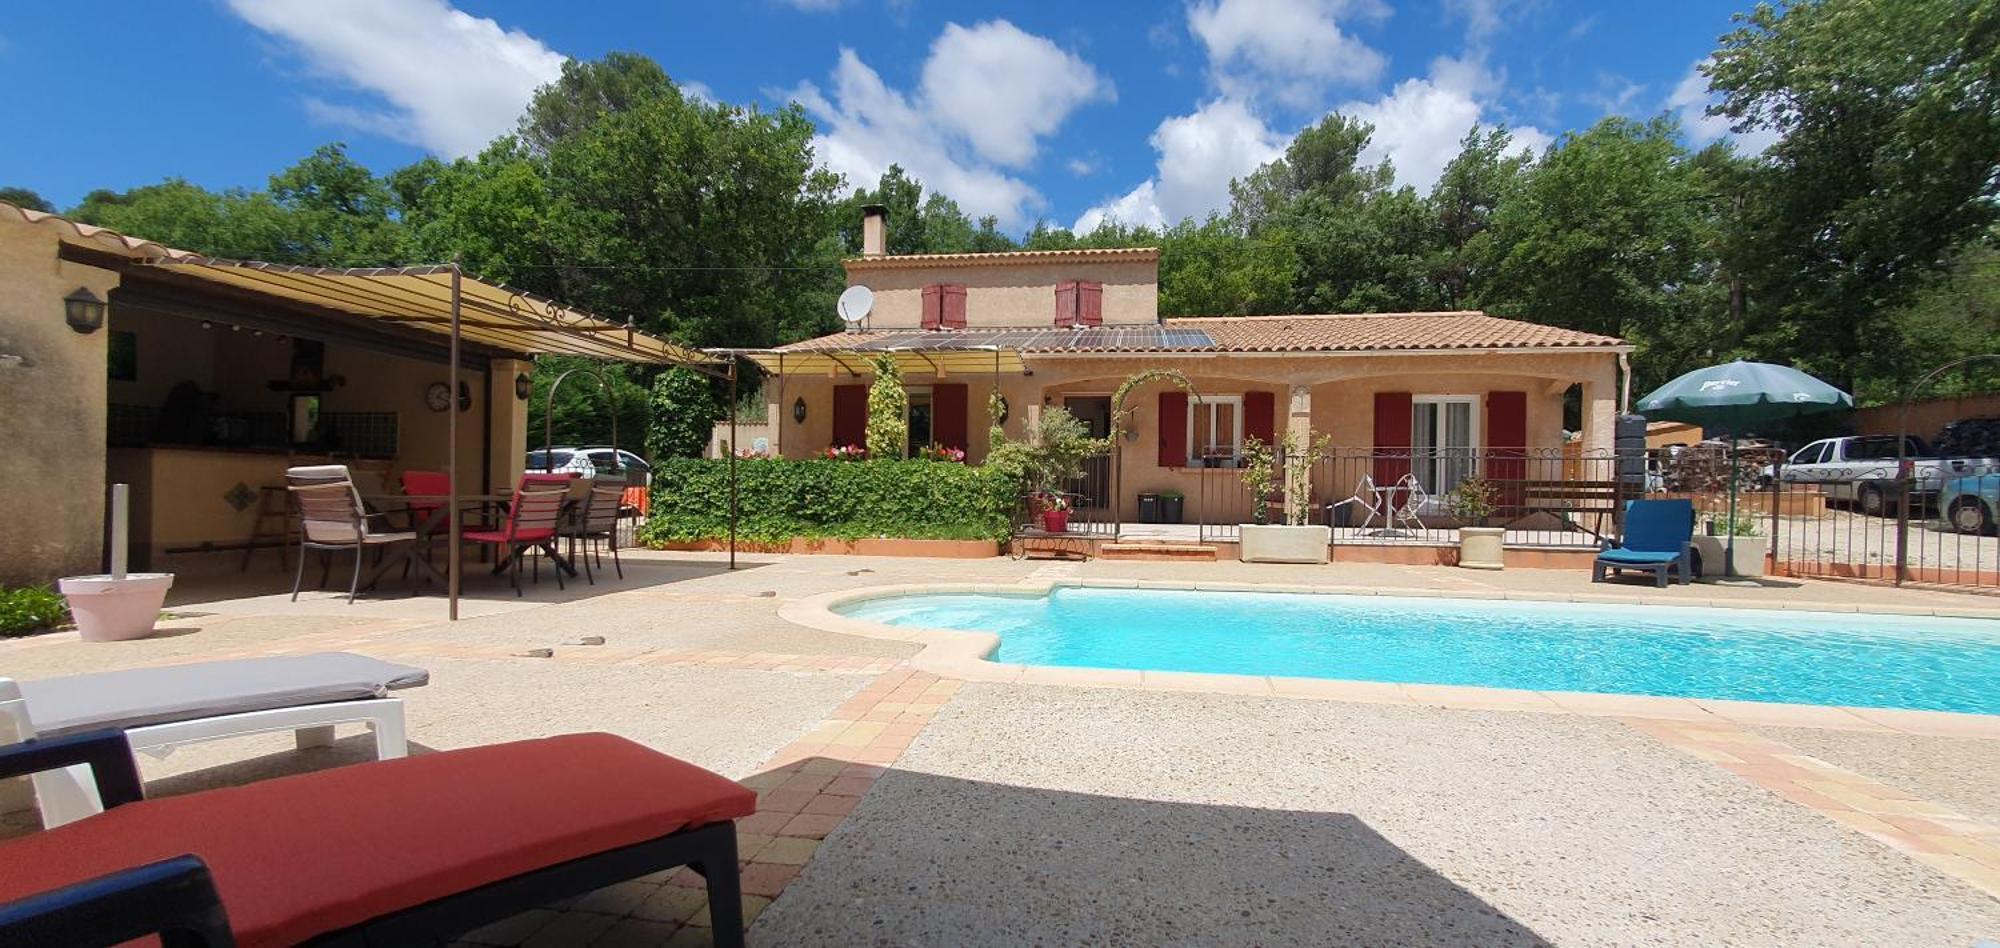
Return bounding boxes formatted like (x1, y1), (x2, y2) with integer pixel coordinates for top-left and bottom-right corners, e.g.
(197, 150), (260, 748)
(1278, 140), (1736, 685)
(133, 257), (737, 619)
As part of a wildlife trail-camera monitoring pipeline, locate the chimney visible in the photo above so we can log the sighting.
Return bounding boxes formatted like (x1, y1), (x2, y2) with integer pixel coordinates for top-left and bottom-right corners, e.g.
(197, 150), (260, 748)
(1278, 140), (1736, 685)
(860, 204), (888, 257)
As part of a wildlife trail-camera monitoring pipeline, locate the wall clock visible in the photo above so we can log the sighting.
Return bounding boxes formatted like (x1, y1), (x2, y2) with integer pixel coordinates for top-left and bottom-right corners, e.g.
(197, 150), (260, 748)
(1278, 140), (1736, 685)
(425, 381), (452, 412)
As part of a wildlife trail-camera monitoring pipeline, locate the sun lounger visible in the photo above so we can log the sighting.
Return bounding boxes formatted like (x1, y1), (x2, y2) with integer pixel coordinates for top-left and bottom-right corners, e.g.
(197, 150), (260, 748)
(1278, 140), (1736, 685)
(0, 653), (427, 827)
(0, 730), (754, 947)
(1591, 498), (1695, 587)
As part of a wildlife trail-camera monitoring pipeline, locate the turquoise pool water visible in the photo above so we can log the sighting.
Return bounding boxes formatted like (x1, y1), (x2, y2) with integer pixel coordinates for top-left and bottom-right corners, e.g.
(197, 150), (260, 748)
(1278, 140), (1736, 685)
(840, 588), (2000, 714)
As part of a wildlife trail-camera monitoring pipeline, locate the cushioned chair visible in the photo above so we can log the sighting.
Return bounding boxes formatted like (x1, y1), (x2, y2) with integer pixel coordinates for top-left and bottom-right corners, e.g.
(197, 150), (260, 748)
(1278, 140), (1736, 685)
(0, 732), (754, 948)
(0, 653), (427, 828)
(463, 474), (573, 596)
(1593, 498), (1696, 587)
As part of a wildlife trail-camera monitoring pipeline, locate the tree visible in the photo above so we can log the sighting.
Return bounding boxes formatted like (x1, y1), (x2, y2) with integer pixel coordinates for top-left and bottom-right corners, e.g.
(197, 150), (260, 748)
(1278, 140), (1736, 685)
(865, 354), (908, 459)
(266, 144), (402, 266)
(834, 166), (1018, 255)
(1157, 218), (1298, 316)
(646, 366), (722, 459)
(1707, 0), (2000, 392)
(1428, 126), (1535, 309)
(526, 356), (649, 453)
(0, 187), (53, 212)
(518, 52), (678, 154)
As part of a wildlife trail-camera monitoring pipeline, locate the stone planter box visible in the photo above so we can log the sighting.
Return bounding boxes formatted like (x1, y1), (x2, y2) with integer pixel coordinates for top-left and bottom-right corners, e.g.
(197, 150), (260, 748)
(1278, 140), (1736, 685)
(1691, 535), (1768, 579)
(1239, 524), (1331, 564)
(1457, 526), (1505, 570)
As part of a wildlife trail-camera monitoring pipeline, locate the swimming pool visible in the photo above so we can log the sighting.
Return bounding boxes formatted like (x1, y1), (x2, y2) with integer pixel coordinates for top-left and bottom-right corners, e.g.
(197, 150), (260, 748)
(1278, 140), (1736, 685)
(839, 587), (2000, 714)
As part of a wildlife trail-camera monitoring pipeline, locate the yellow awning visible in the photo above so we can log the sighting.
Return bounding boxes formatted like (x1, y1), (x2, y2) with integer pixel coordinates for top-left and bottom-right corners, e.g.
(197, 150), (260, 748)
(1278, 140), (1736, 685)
(141, 258), (719, 366)
(742, 346), (1025, 377)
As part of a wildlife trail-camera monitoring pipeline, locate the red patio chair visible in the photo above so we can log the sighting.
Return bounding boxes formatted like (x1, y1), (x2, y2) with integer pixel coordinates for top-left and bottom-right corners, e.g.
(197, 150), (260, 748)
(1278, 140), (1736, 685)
(0, 729), (754, 947)
(398, 469), (452, 529)
(462, 474), (572, 596)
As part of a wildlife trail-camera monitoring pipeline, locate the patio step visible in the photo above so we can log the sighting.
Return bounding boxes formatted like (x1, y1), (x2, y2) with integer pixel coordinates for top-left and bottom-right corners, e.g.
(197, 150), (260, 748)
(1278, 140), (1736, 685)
(1100, 541), (1219, 562)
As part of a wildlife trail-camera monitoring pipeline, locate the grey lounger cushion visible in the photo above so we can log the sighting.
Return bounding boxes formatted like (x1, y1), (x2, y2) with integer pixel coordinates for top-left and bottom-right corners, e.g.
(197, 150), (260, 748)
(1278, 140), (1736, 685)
(18, 652), (429, 738)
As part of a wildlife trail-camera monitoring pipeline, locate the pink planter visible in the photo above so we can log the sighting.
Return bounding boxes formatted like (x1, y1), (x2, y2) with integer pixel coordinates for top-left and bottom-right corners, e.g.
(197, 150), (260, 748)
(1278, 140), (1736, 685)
(58, 573), (173, 642)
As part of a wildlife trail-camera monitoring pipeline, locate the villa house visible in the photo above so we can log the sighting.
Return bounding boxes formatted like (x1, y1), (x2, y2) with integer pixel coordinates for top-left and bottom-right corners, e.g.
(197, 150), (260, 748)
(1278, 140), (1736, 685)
(736, 206), (1633, 526)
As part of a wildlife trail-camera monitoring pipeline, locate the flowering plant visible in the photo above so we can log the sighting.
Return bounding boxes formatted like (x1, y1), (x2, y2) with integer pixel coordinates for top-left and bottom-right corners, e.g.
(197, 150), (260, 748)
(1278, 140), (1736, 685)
(1034, 490), (1071, 513)
(918, 443), (967, 463)
(823, 444), (868, 461)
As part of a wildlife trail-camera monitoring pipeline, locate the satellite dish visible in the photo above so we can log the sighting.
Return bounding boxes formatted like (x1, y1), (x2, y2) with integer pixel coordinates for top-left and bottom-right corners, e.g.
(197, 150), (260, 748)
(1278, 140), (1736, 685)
(837, 284), (875, 328)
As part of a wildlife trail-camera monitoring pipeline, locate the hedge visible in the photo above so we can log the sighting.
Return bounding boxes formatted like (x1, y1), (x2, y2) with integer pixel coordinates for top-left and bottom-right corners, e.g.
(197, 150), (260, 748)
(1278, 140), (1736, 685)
(0, 585), (68, 637)
(640, 458), (1020, 545)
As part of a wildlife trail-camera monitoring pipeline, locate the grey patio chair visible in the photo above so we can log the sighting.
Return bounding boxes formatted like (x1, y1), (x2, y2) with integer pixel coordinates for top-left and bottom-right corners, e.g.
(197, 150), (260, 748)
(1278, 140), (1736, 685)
(286, 468), (417, 604)
(563, 477), (628, 584)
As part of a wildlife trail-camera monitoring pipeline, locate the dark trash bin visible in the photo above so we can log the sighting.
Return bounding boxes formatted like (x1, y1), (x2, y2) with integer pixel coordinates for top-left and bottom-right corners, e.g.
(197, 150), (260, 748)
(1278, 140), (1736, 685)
(1159, 492), (1184, 524)
(1138, 492), (1161, 524)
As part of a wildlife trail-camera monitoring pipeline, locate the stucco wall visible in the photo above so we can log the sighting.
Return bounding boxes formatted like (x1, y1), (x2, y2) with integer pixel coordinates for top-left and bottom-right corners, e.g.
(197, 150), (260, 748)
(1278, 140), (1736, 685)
(845, 257), (1160, 330)
(0, 224), (116, 585)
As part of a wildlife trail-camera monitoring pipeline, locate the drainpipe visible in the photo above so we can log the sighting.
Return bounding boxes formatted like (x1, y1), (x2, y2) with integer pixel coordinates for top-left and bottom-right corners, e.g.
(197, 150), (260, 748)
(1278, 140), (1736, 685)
(1618, 352), (1632, 415)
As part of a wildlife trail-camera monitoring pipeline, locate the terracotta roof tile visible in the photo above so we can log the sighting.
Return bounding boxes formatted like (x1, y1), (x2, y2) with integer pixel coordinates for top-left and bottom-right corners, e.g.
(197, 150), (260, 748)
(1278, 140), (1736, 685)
(842, 247), (1159, 270)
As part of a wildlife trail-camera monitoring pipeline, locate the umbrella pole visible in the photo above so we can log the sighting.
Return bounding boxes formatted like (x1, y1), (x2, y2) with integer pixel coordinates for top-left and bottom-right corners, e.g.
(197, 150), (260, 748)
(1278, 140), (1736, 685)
(1725, 441), (1739, 579)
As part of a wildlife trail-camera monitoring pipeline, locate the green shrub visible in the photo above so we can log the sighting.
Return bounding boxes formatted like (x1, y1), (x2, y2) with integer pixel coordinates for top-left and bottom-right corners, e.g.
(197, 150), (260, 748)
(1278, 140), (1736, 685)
(641, 458), (1021, 544)
(0, 585), (68, 637)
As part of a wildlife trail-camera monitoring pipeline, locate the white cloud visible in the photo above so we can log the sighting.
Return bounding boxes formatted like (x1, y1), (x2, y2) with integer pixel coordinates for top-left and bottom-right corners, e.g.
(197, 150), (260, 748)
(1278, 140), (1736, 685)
(920, 21), (1112, 168)
(1075, 98), (1286, 231)
(1067, 157), (1099, 176)
(792, 21), (1108, 228)
(1669, 59), (1779, 155)
(679, 80), (718, 106)
(1187, 0), (1389, 108)
(226, 0), (565, 157)
(1339, 56), (1550, 193)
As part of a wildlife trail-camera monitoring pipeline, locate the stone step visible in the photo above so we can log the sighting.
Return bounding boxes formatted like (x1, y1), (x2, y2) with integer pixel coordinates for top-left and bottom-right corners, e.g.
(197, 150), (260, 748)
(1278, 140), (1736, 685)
(1099, 542), (1218, 562)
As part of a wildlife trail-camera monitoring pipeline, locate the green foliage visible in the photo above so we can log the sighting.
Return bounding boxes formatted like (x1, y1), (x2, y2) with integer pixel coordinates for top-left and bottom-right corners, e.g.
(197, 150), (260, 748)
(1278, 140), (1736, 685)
(646, 367), (721, 459)
(0, 585), (68, 637)
(865, 354), (908, 460)
(526, 356), (649, 453)
(986, 406), (1109, 497)
(1110, 368), (1195, 440)
(1239, 437), (1280, 526)
(0, 187), (54, 212)
(1240, 432), (1333, 526)
(640, 458), (1020, 543)
(836, 166), (1018, 255)
(1447, 476), (1497, 525)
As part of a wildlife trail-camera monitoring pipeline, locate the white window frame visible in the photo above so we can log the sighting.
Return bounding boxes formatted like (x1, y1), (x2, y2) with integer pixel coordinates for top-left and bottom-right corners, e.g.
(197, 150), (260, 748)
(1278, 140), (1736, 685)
(1411, 395), (1481, 492)
(1185, 395), (1244, 467)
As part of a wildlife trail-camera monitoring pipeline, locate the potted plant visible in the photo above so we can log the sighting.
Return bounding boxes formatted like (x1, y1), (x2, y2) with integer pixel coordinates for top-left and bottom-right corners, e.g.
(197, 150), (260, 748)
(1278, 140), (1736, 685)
(1691, 508), (1767, 579)
(1237, 433), (1333, 564)
(1448, 476), (1504, 570)
(1037, 491), (1072, 533)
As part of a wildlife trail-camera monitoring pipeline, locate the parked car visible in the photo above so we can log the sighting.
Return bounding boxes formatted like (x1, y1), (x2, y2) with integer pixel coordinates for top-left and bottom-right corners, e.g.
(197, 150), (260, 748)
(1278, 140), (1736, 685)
(1939, 473), (2000, 534)
(1763, 435), (1942, 516)
(524, 446), (652, 485)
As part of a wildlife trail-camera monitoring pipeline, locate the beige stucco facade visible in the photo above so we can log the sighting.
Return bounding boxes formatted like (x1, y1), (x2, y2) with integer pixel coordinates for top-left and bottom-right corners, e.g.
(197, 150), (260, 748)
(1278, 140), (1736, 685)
(845, 252), (1159, 330)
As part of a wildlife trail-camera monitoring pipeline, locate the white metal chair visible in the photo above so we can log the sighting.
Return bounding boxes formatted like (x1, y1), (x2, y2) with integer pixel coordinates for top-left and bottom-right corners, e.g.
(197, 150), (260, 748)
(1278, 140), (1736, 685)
(1329, 475), (1387, 532)
(1385, 473), (1430, 533)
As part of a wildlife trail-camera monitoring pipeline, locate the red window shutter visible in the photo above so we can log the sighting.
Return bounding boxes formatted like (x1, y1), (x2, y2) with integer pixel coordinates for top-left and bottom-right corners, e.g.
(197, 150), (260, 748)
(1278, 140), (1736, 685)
(932, 383), (969, 451)
(1076, 281), (1103, 327)
(832, 384), (867, 448)
(941, 284), (967, 329)
(1158, 390), (1189, 468)
(1244, 390), (1276, 448)
(1054, 280), (1078, 328)
(1372, 391), (1413, 485)
(921, 284), (943, 330)
(1486, 391), (1529, 506)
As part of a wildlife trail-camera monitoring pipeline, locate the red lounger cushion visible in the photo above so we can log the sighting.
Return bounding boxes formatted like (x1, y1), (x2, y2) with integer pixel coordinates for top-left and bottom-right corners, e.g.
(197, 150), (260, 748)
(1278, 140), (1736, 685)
(462, 528), (557, 543)
(0, 733), (755, 948)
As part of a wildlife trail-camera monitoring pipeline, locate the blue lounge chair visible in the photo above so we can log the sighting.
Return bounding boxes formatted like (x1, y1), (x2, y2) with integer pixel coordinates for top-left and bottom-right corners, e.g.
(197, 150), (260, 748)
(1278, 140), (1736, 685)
(1593, 499), (1695, 587)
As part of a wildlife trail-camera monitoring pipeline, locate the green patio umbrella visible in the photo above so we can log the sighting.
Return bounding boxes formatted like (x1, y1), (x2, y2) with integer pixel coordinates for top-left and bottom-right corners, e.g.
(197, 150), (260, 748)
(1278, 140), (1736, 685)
(1635, 360), (1853, 577)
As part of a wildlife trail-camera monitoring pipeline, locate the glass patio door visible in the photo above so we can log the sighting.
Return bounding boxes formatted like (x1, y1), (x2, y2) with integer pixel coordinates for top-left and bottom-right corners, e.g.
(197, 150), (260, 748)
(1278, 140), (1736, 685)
(1412, 397), (1477, 494)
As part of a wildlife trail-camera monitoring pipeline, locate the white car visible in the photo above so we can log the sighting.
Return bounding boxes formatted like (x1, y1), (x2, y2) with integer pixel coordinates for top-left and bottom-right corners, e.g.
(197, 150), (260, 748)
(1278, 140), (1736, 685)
(525, 446), (652, 485)
(1766, 435), (1940, 516)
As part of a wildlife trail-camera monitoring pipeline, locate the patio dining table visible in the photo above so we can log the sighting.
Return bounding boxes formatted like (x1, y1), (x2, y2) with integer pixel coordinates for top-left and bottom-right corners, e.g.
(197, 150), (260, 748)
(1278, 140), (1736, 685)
(359, 492), (582, 588)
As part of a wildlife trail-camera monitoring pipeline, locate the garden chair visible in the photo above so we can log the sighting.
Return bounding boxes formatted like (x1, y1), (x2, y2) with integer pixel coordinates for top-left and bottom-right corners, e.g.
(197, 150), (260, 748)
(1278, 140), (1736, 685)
(562, 477), (628, 584)
(1385, 473), (1430, 534)
(0, 731), (754, 947)
(286, 467), (417, 604)
(462, 474), (572, 596)
(0, 653), (426, 828)
(1592, 498), (1696, 587)
(398, 468), (452, 565)
(1328, 475), (1386, 532)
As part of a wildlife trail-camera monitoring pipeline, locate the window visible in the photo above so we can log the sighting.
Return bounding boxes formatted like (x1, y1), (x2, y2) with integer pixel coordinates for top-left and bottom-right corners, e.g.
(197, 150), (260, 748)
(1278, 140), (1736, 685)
(906, 387), (933, 457)
(1412, 396), (1479, 493)
(1187, 395), (1243, 466)
(1791, 441), (1829, 465)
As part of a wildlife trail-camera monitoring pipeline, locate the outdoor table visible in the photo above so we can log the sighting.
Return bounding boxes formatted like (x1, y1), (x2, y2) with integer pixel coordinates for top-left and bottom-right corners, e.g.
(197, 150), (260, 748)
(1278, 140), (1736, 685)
(358, 492), (581, 588)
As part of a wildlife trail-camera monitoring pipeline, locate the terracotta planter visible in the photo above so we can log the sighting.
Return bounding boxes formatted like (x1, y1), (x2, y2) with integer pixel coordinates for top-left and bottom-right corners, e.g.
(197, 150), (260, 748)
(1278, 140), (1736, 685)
(1238, 524), (1331, 564)
(1042, 509), (1070, 533)
(58, 573), (173, 642)
(1457, 526), (1505, 570)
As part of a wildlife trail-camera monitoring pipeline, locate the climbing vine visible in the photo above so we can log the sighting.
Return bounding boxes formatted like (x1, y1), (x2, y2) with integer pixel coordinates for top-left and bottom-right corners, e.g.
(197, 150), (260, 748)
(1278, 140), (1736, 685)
(1109, 367), (1197, 440)
(866, 353), (908, 460)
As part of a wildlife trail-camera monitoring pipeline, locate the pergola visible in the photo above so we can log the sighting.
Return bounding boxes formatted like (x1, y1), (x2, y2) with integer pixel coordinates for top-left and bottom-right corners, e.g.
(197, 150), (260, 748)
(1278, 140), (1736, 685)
(136, 257), (737, 619)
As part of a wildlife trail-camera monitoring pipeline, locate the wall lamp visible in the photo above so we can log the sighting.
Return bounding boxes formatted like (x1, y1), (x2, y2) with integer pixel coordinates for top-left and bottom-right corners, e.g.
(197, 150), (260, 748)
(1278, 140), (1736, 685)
(793, 397), (808, 424)
(64, 287), (106, 334)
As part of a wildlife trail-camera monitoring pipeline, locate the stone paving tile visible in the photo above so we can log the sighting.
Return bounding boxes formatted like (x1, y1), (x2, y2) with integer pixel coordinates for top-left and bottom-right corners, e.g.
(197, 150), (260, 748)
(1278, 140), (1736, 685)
(1625, 716), (2000, 899)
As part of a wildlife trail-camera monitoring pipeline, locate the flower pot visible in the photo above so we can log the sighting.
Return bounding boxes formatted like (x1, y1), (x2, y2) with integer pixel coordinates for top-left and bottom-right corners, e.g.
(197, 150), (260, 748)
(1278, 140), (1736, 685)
(1690, 535), (1767, 579)
(1042, 509), (1070, 534)
(1457, 526), (1505, 570)
(58, 573), (173, 642)
(1239, 524), (1331, 564)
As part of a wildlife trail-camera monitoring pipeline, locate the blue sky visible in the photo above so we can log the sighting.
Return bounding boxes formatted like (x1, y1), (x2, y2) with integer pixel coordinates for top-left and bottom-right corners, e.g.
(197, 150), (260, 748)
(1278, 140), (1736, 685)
(0, 0), (1766, 234)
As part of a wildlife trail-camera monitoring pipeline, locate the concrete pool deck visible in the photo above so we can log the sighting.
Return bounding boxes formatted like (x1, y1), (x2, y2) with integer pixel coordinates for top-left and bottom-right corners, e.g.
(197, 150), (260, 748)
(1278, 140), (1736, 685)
(1, 550), (1995, 944)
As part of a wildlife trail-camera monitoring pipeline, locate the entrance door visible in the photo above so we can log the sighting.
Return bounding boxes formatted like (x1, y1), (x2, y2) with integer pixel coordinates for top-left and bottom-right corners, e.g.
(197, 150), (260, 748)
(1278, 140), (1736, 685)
(1065, 396), (1113, 509)
(1412, 396), (1478, 494)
